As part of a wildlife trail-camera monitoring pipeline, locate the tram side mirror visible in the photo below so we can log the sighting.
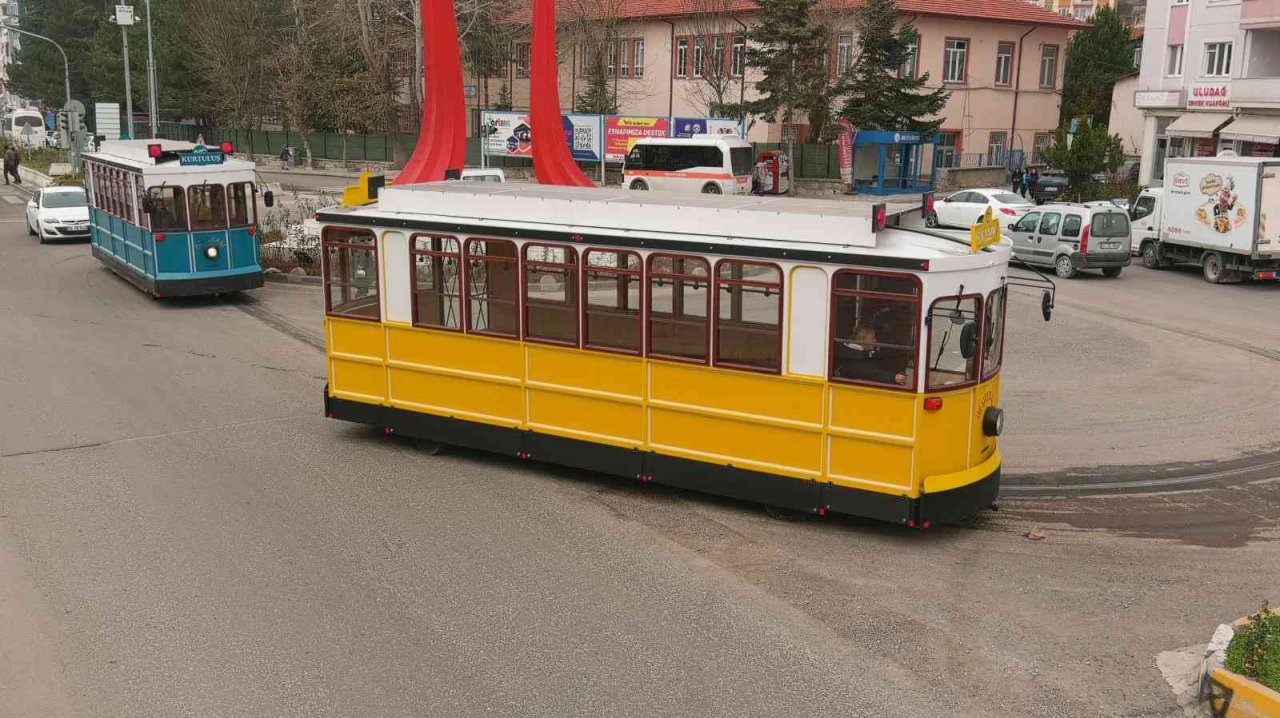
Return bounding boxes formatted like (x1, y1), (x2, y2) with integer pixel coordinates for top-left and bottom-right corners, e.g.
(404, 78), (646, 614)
(263, 190), (275, 208)
(141, 197), (156, 214)
(959, 321), (978, 359)
(1041, 290), (1054, 322)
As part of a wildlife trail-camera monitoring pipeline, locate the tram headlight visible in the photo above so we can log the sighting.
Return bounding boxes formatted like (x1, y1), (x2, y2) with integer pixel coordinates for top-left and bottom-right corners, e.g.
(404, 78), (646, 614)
(982, 407), (1004, 437)
(204, 245), (219, 260)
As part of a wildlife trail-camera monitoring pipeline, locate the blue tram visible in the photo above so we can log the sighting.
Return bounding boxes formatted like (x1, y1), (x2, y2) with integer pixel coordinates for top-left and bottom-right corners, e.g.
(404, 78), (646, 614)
(82, 140), (267, 297)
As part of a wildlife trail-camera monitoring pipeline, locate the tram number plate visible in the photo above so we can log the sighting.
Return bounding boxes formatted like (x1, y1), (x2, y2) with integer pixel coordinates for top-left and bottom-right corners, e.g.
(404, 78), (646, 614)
(1101, 242), (1120, 249)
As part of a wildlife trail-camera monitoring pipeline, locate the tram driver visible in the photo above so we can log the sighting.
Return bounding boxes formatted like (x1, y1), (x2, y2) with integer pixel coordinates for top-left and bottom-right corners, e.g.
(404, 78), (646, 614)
(833, 322), (913, 387)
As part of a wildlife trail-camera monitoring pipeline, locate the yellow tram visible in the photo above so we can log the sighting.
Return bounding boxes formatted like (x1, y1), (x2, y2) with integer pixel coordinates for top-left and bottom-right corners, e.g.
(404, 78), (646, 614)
(317, 183), (1012, 527)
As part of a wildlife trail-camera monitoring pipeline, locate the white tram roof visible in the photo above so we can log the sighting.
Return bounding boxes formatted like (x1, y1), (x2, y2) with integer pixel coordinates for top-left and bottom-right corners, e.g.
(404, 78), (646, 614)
(324, 182), (1010, 272)
(83, 139), (257, 177)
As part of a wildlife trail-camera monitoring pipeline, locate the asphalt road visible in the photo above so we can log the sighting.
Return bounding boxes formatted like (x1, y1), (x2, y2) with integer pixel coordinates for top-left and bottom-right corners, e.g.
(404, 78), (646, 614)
(1, 184), (1277, 716)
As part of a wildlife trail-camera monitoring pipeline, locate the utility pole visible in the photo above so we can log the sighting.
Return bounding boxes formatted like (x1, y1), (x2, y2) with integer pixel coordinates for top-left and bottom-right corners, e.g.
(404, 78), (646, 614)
(144, 0), (158, 137)
(115, 5), (135, 140)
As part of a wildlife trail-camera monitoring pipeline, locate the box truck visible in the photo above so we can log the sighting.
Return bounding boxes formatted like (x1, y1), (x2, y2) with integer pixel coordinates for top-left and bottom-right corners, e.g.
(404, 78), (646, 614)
(1130, 156), (1280, 283)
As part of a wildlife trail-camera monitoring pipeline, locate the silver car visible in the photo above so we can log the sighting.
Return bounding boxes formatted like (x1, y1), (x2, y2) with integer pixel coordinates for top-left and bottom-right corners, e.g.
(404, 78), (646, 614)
(1005, 203), (1132, 279)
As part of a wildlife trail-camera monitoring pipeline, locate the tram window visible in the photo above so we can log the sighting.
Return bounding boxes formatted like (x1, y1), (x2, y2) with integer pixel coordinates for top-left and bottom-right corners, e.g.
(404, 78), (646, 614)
(147, 186), (188, 232)
(188, 184), (228, 230)
(584, 249), (642, 354)
(715, 260), (782, 372)
(323, 227), (380, 321)
(982, 288), (1007, 380)
(524, 243), (578, 344)
(465, 238), (519, 337)
(926, 295), (982, 389)
(649, 253), (710, 362)
(830, 270), (920, 389)
(228, 182), (255, 226)
(410, 235), (462, 330)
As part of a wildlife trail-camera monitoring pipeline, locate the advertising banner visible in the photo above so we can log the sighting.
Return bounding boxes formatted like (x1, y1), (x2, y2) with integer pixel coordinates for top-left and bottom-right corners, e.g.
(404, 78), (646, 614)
(670, 117), (743, 139)
(481, 111), (603, 162)
(604, 116), (670, 161)
(1163, 161), (1258, 255)
(836, 118), (856, 186)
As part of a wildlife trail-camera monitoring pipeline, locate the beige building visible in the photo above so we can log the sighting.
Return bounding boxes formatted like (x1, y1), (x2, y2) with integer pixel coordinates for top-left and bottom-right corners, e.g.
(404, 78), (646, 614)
(476, 0), (1081, 170)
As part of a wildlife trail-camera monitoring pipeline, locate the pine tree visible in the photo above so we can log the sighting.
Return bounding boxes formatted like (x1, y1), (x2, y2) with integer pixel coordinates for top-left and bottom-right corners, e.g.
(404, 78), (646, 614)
(741, 0), (835, 140)
(1062, 6), (1134, 126)
(836, 0), (949, 134)
(1040, 122), (1125, 188)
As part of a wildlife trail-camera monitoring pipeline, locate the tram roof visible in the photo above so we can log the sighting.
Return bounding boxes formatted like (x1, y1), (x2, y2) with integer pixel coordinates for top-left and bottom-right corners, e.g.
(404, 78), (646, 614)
(83, 139), (257, 174)
(321, 182), (1010, 272)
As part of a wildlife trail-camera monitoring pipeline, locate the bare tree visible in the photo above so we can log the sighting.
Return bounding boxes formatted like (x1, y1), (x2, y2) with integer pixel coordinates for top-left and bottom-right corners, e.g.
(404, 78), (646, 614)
(681, 0), (746, 117)
(187, 0), (274, 150)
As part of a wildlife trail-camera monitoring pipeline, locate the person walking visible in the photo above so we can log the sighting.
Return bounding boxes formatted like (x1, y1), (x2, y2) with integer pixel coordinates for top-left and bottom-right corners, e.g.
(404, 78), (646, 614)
(1011, 168), (1023, 194)
(1020, 168), (1033, 198)
(279, 145), (292, 171)
(3, 145), (21, 185)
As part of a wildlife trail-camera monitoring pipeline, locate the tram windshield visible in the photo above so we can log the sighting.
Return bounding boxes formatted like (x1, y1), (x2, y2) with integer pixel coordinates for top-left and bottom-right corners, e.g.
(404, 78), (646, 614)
(189, 184), (227, 230)
(147, 186), (188, 232)
(228, 182), (255, 226)
(927, 296), (981, 389)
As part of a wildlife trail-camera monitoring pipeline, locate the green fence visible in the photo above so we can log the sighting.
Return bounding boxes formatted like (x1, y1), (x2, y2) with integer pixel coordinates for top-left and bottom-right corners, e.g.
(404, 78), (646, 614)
(157, 123), (847, 179)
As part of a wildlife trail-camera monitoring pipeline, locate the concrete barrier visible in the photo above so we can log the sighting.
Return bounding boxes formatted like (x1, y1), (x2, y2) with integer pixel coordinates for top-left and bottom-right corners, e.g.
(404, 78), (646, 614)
(16, 165), (53, 189)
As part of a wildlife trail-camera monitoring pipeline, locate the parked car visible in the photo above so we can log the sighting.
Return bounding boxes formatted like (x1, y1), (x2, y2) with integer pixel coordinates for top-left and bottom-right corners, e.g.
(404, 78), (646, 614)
(926, 188), (1035, 229)
(1030, 170), (1071, 204)
(1005, 202), (1132, 278)
(459, 167), (505, 183)
(26, 186), (90, 244)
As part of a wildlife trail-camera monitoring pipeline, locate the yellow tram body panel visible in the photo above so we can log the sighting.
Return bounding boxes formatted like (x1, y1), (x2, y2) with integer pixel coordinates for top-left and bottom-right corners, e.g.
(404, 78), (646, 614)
(326, 316), (1001, 502)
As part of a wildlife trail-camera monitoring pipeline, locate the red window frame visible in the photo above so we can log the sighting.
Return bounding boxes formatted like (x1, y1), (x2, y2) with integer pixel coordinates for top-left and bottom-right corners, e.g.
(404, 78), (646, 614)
(828, 269), (923, 392)
(522, 242), (579, 346)
(582, 248), (643, 355)
(464, 237), (520, 338)
(322, 226), (381, 322)
(409, 233), (463, 331)
(925, 293), (985, 391)
(647, 253), (711, 364)
(713, 259), (784, 373)
(982, 287), (1007, 380)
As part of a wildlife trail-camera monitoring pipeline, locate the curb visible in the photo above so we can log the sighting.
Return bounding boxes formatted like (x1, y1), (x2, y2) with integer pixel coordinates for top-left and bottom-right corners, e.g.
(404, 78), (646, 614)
(263, 269), (322, 286)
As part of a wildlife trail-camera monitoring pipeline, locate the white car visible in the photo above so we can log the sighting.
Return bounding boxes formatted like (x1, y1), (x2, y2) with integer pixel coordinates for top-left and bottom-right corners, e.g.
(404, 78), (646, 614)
(26, 186), (90, 243)
(926, 188), (1035, 229)
(459, 167), (505, 183)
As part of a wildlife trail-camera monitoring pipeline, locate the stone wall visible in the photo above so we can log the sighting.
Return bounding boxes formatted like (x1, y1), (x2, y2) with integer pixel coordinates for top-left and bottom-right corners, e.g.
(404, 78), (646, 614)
(935, 166), (1009, 193)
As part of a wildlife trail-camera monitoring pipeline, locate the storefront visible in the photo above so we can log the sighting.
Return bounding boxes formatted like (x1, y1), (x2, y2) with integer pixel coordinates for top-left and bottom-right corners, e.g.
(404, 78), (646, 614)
(1218, 114), (1280, 158)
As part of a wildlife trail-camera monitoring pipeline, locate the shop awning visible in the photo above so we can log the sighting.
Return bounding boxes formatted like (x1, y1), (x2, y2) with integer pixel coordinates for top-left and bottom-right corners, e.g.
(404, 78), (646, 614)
(1165, 112), (1232, 138)
(1219, 114), (1280, 143)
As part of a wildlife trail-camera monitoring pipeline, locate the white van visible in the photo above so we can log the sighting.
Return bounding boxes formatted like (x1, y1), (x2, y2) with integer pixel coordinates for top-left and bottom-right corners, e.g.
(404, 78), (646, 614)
(3, 109), (47, 147)
(623, 137), (753, 195)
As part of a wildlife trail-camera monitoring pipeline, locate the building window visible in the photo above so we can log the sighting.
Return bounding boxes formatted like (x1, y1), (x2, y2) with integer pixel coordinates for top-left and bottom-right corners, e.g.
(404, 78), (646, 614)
(620, 40), (630, 77)
(1039, 44), (1059, 89)
(1032, 132), (1052, 164)
(902, 39), (918, 77)
(465, 238), (519, 337)
(988, 131), (1007, 164)
(323, 227), (379, 321)
(676, 38), (688, 78)
(694, 37), (706, 77)
(1166, 44), (1183, 77)
(188, 183), (227, 230)
(607, 40), (616, 77)
(715, 260), (783, 372)
(995, 42), (1014, 86)
(732, 35), (745, 76)
(524, 244), (578, 345)
(634, 39), (645, 77)
(584, 249), (642, 354)
(712, 36), (727, 76)
(515, 43), (530, 78)
(410, 235), (462, 331)
(830, 271), (920, 390)
(927, 295), (981, 389)
(944, 38), (968, 83)
(1204, 42), (1232, 77)
(935, 131), (959, 167)
(648, 254), (709, 363)
(837, 34), (854, 75)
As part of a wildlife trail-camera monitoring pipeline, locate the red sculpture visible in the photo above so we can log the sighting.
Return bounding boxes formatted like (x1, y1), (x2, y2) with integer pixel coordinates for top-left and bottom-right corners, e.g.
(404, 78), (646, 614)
(400, 0), (466, 182)
(529, 0), (594, 186)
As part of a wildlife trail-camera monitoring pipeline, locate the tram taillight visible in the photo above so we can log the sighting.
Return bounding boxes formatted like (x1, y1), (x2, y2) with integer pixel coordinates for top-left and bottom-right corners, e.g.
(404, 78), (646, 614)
(871, 203), (887, 233)
(220, 141), (234, 154)
(147, 143), (163, 159)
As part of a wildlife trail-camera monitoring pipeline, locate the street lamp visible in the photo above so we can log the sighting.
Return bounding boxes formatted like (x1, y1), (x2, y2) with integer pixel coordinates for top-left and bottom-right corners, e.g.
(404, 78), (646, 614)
(0, 21), (70, 107)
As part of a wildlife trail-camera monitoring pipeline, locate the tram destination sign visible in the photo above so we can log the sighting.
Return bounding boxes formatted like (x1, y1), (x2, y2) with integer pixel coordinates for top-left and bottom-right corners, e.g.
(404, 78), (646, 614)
(179, 145), (226, 166)
(970, 206), (1001, 252)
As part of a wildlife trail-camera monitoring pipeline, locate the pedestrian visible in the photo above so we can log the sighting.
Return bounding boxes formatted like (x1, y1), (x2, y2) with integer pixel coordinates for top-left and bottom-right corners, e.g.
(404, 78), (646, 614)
(1011, 168), (1023, 194)
(1020, 168), (1033, 198)
(3, 145), (21, 185)
(279, 145), (292, 171)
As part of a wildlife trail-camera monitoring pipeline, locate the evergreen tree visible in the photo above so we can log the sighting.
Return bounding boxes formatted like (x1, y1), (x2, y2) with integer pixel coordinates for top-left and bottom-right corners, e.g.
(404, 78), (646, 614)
(1062, 6), (1134, 126)
(741, 0), (835, 140)
(575, 54), (617, 114)
(1040, 122), (1125, 188)
(836, 0), (949, 134)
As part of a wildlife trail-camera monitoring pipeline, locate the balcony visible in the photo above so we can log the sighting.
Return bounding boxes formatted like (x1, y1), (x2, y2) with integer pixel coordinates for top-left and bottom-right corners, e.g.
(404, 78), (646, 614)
(1233, 77), (1280, 109)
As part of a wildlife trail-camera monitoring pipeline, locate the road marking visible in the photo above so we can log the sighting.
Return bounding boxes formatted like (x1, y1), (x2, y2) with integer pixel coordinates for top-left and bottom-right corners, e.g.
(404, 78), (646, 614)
(1, 195), (23, 204)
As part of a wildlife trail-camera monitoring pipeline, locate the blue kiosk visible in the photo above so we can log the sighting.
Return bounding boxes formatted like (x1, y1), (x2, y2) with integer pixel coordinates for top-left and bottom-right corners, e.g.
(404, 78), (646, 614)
(852, 129), (936, 195)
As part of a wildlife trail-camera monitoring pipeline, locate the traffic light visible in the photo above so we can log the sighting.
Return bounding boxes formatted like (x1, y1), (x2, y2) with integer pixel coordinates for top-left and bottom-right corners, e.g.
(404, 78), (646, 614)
(55, 111), (67, 134)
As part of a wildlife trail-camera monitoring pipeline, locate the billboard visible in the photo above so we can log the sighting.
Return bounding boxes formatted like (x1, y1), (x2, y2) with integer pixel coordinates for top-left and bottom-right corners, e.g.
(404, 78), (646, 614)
(1162, 161), (1258, 255)
(604, 116), (670, 162)
(670, 117), (743, 139)
(481, 111), (603, 162)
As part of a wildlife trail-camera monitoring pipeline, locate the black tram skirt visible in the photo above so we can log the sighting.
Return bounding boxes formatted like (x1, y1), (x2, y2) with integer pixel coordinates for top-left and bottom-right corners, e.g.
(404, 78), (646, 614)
(325, 390), (1000, 527)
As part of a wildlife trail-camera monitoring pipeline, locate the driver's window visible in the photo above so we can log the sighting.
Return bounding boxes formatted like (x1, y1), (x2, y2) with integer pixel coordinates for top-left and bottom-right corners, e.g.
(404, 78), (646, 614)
(927, 295), (982, 389)
(1014, 212), (1040, 232)
(945, 192), (964, 202)
(1039, 212), (1062, 235)
(1133, 196), (1155, 220)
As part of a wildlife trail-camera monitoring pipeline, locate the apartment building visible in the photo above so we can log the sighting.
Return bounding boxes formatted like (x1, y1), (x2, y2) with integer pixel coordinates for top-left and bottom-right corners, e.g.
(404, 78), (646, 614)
(486, 0), (1080, 170)
(1040, 0), (1115, 21)
(1134, 0), (1280, 183)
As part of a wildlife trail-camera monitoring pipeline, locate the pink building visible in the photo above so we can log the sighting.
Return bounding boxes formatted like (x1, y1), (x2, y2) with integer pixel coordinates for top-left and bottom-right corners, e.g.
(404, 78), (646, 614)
(474, 0), (1081, 170)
